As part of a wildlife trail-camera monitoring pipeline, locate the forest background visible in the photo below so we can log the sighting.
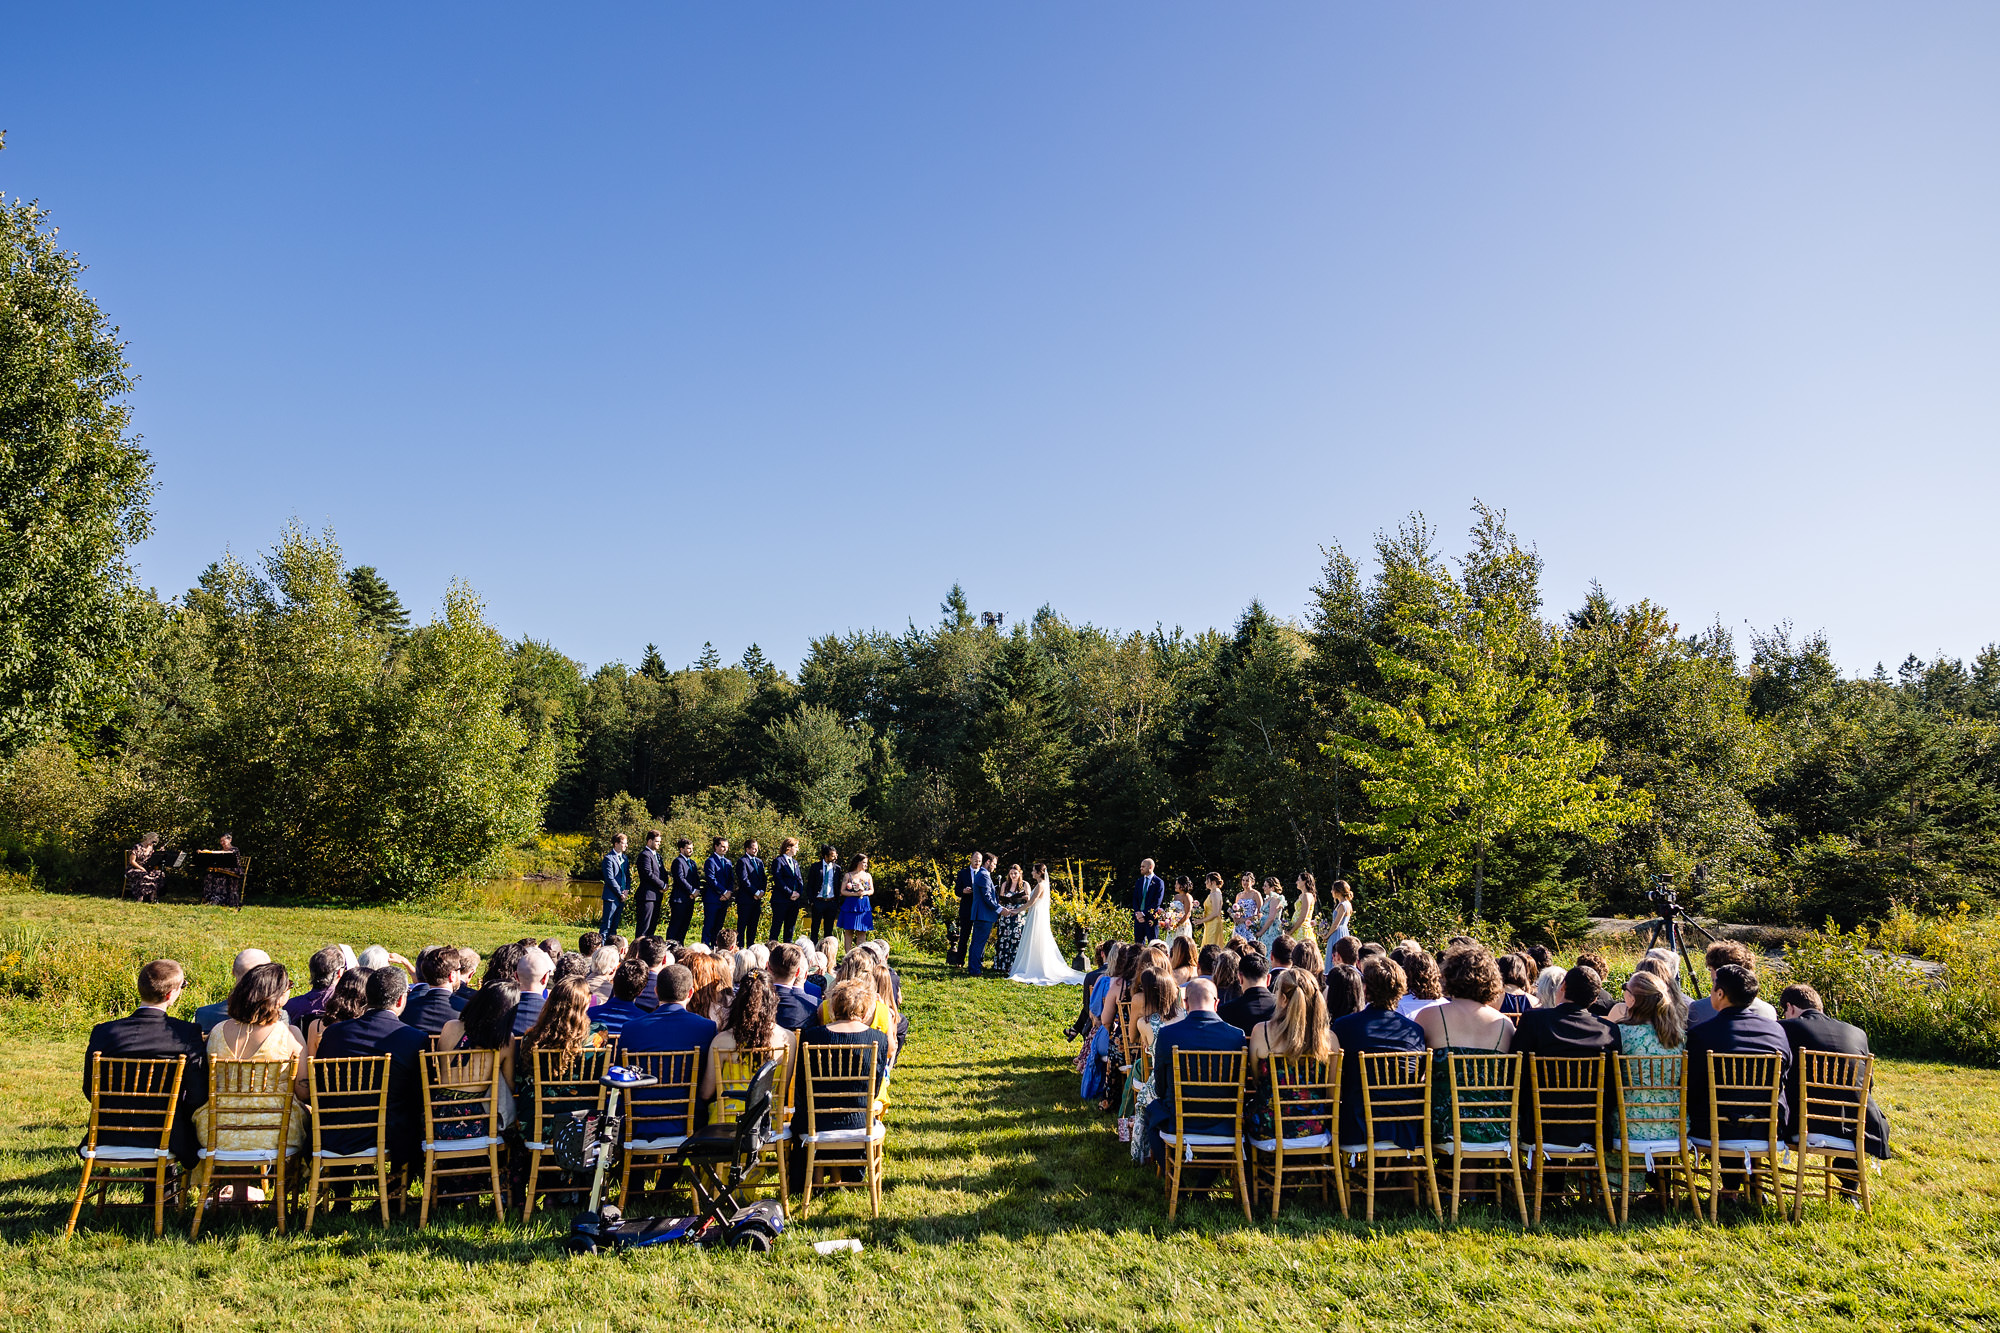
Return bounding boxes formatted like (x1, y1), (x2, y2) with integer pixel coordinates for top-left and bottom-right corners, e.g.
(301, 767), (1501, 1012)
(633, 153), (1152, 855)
(8, 180), (2000, 949)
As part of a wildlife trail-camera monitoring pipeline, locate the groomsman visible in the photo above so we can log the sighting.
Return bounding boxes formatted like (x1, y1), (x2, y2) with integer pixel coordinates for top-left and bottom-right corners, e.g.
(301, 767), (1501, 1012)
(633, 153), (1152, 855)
(807, 845), (844, 940)
(736, 838), (768, 944)
(768, 838), (806, 942)
(634, 830), (668, 939)
(1131, 857), (1166, 942)
(666, 837), (699, 944)
(600, 834), (632, 938)
(702, 837), (735, 947)
(951, 851), (989, 967)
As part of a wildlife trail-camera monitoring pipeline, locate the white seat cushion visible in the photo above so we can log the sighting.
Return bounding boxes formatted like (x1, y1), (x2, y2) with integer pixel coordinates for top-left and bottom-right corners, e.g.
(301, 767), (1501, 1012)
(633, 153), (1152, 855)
(199, 1147), (298, 1162)
(1795, 1133), (1856, 1153)
(802, 1123), (886, 1145)
(1249, 1132), (1334, 1153)
(1612, 1137), (1683, 1156)
(1340, 1141), (1416, 1154)
(1536, 1142), (1595, 1156)
(1688, 1137), (1774, 1153)
(1440, 1139), (1515, 1156)
(422, 1136), (500, 1152)
(623, 1136), (687, 1152)
(312, 1148), (384, 1161)
(80, 1145), (171, 1162)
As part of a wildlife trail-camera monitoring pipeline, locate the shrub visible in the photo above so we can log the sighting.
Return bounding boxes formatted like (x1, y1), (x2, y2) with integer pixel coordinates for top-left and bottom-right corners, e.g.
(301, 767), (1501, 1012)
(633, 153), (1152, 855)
(1781, 905), (2000, 1066)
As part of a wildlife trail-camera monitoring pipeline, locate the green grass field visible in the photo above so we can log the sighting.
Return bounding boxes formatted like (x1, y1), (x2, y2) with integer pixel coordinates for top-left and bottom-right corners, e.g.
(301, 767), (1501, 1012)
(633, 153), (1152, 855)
(1, 888), (1996, 1331)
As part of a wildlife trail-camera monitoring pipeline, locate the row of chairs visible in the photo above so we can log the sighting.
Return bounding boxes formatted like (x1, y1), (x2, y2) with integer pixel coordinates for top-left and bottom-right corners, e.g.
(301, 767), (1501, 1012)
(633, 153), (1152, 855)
(1152, 1046), (1877, 1225)
(68, 1041), (890, 1238)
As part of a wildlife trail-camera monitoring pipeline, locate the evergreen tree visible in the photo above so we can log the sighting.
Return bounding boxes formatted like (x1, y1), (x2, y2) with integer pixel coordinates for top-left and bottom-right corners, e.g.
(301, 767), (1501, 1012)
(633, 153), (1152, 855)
(638, 643), (668, 681)
(741, 643), (774, 680)
(345, 565), (410, 640)
(696, 642), (721, 671)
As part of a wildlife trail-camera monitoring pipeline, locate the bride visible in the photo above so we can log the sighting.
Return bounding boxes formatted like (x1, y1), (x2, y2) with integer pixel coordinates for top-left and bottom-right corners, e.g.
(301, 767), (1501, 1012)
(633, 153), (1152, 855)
(1010, 861), (1085, 985)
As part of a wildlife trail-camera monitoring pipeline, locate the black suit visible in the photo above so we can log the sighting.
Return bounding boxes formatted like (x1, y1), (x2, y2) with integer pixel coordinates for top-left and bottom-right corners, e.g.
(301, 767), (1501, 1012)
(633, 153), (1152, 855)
(1217, 985), (1278, 1037)
(634, 845), (669, 939)
(808, 860), (845, 941)
(402, 988), (460, 1037)
(1781, 1009), (1889, 1159)
(769, 854), (806, 941)
(667, 853), (699, 943)
(1331, 1006), (1427, 1149)
(1511, 1001), (1619, 1062)
(1684, 1005), (1791, 1145)
(82, 1008), (209, 1166)
(316, 1009), (432, 1166)
(1141, 1011), (1247, 1160)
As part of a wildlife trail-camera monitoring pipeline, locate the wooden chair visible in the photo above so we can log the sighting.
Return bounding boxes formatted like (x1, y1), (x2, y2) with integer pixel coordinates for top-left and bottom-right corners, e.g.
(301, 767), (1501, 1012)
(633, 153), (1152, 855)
(67, 1054), (188, 1238)
(1789, 1050), (1875, 1220)
(1440, 1052), (1525, 1224)
(417, 1048), (506, 1226)
(797, 1043), (887, 1218)
(521, 1046), (612, 1221)
(300, 1054), (394, 1230)
(1161, 1048), (1250, 1222)
(1249, 1053), (1344, 1219)
(713, 1042), (795, 1213)
(1689, 1052), (1785, 1221)
(1610, 1053), (1692, 1224)
(1526, 1055), (1615, 1225)
(188, 1057), (299, 1238)
(1343, 1051), (1439, 1222)
(616, 1049), (701, 1211)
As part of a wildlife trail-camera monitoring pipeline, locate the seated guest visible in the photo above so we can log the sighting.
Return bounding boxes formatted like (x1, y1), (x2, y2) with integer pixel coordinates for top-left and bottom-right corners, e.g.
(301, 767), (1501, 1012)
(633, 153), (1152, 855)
(768, 943), (818, 1031)
(302, 969), (370, 1054)
(1778, 983), (1890, 1160)
(1218, 951), (1278, 1035)
(482, 941), (525, 988)
(453, 947), (480, 1001)
(1329, 936), (1361, 971)
(199, 961), (307, 1156)
(1513, 966), (1620, 1061)
(515, 977), (604, 1102)
(1268, 937), (1293, 977)
(1416, 946), (1514, 1053)
(1576, 951), (1619, 1016)
(1212, 949), (1242, 1008)
(1070, 939), (1122, 1039)
(314, 968), (430, 1170)
(620, 964), (718, 1142)
(196, 948), (271, 1036)
(284, 945), (347, 1026)
(1331, 958), (1428, 1151)
(434, 983), (521, 1116)
(1685, 964), (1791, 1154)
(860, 940), (903, 1008)
(551, 951), (590, 1002)
(577, 929), (603, 959)
(402, 949), (464, 1036)
(591, 960), (652, 1038)
(1613, 970), (1688, 1191)
(541, 937), (564, 964)
(585, 945), (621, 1002)
(1534, 964), (1567, 1010)
(512, 946), (554, 1036)
(1140, 978), (1247, 1164)
(1325, 964), (1363, 1022)
(1195, 943), (1220, 984)
(1246, 970), (1335, 1149)
(1169, 936), (1198, 989)
(699, 972), (794, 1112)
(1390, 944), (1446, 1020)
(1496, 953), (1536, 1017)
(799, 979), (891, 1132)
(82, 960), (209, 1167)
(1687, 940), (1777, 1026)
(632, 937), (672, 1011)
(1289, 939), (1322, 983)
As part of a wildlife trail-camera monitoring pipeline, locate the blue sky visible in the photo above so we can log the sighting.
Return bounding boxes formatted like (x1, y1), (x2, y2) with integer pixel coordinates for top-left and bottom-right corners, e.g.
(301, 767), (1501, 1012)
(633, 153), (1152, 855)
(7, 5), (1999, 674)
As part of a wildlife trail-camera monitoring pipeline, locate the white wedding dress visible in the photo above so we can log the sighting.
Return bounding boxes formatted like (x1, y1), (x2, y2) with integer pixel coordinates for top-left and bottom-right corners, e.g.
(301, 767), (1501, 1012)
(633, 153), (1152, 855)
(1010, 877), (1085, 985)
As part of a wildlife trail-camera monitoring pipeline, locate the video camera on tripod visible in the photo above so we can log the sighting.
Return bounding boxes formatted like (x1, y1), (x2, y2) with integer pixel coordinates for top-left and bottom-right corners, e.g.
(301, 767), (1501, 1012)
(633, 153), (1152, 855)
(1638, 866), (1716, 998)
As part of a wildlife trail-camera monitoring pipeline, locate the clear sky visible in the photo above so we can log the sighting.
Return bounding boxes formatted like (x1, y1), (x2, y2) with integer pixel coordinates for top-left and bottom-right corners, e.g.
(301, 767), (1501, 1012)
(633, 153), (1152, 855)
(7, 5), (1999, 675)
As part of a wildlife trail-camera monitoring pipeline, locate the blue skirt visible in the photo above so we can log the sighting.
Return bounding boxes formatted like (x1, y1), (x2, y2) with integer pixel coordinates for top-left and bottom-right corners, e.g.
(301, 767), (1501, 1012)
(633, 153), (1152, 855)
(837, 896), (873, 931)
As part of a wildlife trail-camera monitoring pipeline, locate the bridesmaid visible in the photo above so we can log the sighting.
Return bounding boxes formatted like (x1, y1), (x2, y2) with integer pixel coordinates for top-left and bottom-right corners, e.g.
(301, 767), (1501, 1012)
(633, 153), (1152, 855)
(1198, 871), (1230, 949)
(1167, 875), (1197, 943)
(991, 863), (1029, 975)
(1230, 873), (1263, 944)
(1325, 879), (1354, 950)
(1290, 871), (1319, 953)
(837, 853), (875, 950)
(1257, 875), (1287, 952)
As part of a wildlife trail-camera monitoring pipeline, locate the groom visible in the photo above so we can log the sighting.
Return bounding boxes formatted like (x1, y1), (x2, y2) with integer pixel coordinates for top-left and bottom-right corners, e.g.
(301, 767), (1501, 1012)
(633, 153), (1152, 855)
(963, 855), (1001, 977)
(1131, 857), (1166, 943)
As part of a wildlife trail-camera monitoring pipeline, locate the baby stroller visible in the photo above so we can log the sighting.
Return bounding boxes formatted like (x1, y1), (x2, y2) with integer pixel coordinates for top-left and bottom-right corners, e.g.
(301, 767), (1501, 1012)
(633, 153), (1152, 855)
(557, 1060), (787, 1255)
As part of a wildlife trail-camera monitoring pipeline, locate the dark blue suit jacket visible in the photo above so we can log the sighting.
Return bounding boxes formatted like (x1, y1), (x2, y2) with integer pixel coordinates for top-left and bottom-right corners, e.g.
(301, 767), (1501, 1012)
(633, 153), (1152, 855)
(636, 846), (668, 897)
(704, 854), (735, 903)
(1331, 1006), (1428, 1149)
(590, 997), (647, 1038)
(316, 1009), (431, 1163)
(618, 1003), (719, 1139)
(601, 851), (630, 903)
(1685, 1004), (1792, 1143)
(1132, 873), (1166, 917)
(771, 854), (805, 904)
(737, 855), (767, 901)
(512, 989), (547, 1036)
(1143, 1011), (1248, 1139)
(773, 985), (818, 1031)
(669, 854), (699, 904)
(962, 868), (999, 924)
(401, 988), (460, 1037)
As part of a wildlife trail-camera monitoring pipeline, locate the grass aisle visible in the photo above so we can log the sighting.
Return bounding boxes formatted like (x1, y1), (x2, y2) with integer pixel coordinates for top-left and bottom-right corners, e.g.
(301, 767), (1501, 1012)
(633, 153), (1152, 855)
(0, 897), (1997, 1329)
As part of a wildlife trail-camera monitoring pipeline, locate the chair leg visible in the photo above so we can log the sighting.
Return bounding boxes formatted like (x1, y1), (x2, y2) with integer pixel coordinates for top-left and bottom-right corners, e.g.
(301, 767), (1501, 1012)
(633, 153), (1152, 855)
(1234, 1155), (1251, 1222)
(65, 1160), (95, 1239)
(522, 1150), (540, 1223)
(1165, 1152), (1181, 1222)
(188, 1162), (210, 1239)
(419, 1158), (435, 1228)
(1531, 1155), (1545, 1226)
(799, 1147), (816, 1217)
(1506, 1155), (1527, 1225)
(491, 1147), (505, 1224)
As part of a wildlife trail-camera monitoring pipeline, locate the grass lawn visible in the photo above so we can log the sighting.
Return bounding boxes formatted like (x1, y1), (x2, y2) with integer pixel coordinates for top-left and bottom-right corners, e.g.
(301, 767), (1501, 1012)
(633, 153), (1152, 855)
(0, 888), (1997, 1331)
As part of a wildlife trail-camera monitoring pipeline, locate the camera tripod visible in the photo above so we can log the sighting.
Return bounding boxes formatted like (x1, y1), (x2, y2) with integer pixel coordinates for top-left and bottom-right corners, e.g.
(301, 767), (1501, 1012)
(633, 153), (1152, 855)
(1639, 896), (1718, 999)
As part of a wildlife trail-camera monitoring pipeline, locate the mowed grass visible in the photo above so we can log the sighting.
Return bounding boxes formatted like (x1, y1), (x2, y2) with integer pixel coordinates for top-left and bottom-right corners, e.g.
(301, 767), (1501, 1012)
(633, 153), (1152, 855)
(0, 890), (1998, 1331)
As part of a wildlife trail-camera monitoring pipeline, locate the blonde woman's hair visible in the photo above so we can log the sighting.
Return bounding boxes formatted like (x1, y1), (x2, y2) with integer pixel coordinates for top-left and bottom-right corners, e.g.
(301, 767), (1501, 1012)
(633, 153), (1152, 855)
(1268, 968), (1332, 1058)
(836, 951), (877, 983)
(827, 978), (873, 1023)
(1623, 970), (1686, 1049)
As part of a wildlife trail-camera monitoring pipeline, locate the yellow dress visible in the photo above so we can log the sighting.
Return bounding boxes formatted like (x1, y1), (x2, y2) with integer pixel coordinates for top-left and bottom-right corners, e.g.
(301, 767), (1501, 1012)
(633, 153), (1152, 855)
(1199, 889), (1230, 949)
(199, 1019), (308, 1153)
(1290, 893), (1318, 950)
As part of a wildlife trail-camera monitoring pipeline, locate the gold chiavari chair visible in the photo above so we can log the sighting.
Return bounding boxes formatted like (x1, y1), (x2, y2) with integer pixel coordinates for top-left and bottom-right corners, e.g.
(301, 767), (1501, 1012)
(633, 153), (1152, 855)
(713, 1042), (795, 1212)
(417, 1047), (505, 1226)
(798, 1042), (887, 1217)
(188, 1057), (299, 1238)
(1789, 1050), (1877, 1220)
(1527, 1055), (1615, 1225)
(521, 1046), (612, 1221)
(1610, 1053), (1692, 1224)
(616, 1049), (701, 1211)
(301, 1054), (393, 1229)
(1689, 1051), (1785, 1222)
(1161, 1048), (1250, 1222)
(1440, 1052), (1525, 1224)
(1344, 1050), (1439, 1223)
(67, 1054), (187, 1238)
(1249, 1052), (1343, 1219)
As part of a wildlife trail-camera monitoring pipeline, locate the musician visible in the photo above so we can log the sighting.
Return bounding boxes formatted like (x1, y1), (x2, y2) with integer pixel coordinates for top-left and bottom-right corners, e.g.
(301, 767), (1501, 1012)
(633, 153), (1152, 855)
(198, 833), (245, 907)
(124, 833), (175, 905)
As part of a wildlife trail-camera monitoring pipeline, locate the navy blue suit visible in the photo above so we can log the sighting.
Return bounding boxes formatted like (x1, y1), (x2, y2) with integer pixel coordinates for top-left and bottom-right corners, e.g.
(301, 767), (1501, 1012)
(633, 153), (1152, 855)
(1131, 873), (1167, 941)
(702, 853), (735, 946)
(634, 844), (668, 938)
(590, 997), (647, 1039)
(1685, 1004), (1792, 1144)
(735, 853), (767, 944)
(962, 868), (999, 975)
(600, 850), (631, 938)
(768, 853), (805, 941)
(618, 1003), (718, 1139)
(401, 988), (460, 1037)
(316, 1009), (431, 1166)
(773, 984), (818, 1032)
(1332, 1006), (1428, 1150)
(667, 853), (699, 943)
(1141, 1011), (1248, 1162)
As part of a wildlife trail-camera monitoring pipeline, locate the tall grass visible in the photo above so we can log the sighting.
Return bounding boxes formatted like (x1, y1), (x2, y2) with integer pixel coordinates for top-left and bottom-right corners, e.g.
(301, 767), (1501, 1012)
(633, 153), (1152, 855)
(1782, 903), (2000, 1065)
